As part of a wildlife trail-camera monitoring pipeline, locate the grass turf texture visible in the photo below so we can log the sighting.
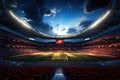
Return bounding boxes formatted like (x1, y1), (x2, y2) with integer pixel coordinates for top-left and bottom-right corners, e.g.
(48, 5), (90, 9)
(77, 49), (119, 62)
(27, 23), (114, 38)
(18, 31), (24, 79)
(6, 52), (119, 61)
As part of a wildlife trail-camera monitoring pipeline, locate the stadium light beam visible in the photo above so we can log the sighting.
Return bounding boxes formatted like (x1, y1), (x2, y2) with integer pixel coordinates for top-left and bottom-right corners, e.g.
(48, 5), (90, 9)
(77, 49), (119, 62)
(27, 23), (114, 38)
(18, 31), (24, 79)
(9, 10), (33, 29)
(89, 10), (111, 29)
(29, 37), (35, 41)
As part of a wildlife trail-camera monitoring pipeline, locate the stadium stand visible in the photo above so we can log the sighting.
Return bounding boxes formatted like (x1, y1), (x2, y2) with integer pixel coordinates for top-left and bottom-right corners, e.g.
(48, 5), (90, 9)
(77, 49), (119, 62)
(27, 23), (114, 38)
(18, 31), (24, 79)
(0, 66), (55, 80)
(64, 65), (120, 80)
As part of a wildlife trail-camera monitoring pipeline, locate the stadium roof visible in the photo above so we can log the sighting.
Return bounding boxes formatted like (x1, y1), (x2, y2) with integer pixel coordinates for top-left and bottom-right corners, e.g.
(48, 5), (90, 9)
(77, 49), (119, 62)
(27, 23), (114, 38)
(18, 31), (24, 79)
(0, 0), (120, 40)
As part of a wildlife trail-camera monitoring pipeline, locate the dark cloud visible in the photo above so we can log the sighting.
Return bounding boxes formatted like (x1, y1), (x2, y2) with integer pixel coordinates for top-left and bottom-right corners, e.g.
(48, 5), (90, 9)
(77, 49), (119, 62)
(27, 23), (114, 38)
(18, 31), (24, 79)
(31, 22), (53, 35)
(67, 28), (77, 33)
(38, 23), (53, 32)
(44, 9), (51, 15)
(16, 0), (54, 34)
(18, 0), (45, 22)
(80, 21), (93, 27)
(56, 24), (59, 27)
(67, 21), (92, 34)
(84, 0), (111, 13)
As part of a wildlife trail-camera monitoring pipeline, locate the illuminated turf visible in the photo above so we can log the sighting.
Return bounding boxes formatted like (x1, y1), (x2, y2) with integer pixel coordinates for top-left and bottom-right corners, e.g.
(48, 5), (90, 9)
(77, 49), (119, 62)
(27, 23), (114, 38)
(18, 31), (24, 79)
(7, 51), (120, 61)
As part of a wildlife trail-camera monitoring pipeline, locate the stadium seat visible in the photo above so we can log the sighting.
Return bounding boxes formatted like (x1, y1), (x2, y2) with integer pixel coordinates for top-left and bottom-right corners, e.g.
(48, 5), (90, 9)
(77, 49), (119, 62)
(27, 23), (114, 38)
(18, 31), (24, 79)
(64, 66), (120, 80)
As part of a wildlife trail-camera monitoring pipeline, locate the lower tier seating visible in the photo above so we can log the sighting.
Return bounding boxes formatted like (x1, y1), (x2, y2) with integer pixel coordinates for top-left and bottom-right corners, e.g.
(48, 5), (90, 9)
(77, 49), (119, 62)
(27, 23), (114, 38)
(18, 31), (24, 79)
(0, 66), (55, 80)
(64, 65), (120, 80)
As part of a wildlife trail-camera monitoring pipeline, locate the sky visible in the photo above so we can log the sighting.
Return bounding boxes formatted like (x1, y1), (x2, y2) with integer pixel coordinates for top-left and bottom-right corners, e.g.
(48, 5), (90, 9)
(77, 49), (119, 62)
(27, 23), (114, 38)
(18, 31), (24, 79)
(5, 0), (110, 36)
(42, 0), (107, 36)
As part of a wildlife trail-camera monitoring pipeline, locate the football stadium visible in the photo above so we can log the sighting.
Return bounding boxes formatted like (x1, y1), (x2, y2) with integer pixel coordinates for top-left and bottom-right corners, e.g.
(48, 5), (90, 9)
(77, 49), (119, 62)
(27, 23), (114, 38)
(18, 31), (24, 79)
(0, 0), (120, 80)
